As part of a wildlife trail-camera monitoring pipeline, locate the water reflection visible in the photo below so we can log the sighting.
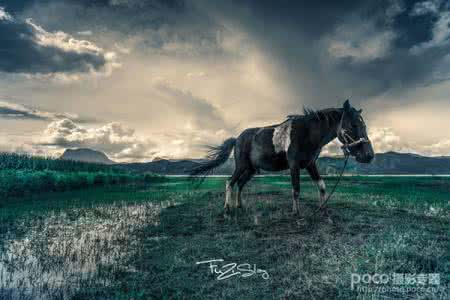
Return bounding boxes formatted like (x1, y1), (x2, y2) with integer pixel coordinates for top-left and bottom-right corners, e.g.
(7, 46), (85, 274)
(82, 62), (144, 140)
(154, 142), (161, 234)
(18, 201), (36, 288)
(0, 202), (162, 299)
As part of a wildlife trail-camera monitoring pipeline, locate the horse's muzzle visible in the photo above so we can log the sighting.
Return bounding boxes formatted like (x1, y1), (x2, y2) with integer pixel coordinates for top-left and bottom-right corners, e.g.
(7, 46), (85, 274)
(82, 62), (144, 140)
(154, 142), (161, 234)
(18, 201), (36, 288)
(355, 142), (374, 163)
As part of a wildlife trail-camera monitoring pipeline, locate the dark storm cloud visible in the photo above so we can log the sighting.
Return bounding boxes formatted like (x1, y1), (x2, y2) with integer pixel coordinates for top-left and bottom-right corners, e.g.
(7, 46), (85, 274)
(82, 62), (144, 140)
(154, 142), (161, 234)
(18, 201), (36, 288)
(195, 0), (450, 107)
(0, 100), (94, 122)
(13, 0), (220, 53)
(3, 0), (450, 105)
(0, 106), (45, 120)
(0, 7), (110, 74)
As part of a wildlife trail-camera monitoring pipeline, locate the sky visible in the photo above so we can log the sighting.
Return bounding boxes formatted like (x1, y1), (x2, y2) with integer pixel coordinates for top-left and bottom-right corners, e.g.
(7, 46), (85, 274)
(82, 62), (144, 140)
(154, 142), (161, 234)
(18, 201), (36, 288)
(1, 0), (450, 162)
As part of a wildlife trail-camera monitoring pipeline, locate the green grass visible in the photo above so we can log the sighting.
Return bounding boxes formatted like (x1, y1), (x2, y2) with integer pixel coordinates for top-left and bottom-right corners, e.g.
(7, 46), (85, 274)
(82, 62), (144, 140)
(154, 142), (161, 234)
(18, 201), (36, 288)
(0, 152), (123, 173)
(0, 176), (449, 299)
(0, 152), (163, 198)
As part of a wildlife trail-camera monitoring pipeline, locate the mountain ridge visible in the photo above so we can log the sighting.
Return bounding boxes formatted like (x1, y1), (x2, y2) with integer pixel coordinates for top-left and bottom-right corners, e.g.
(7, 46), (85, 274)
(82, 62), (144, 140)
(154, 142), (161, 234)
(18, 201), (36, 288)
(60, 148), (450, 175)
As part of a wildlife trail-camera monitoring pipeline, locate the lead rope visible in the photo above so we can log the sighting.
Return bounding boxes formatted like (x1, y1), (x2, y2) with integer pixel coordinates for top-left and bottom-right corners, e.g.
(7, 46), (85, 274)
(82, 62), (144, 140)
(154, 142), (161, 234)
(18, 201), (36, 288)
(298, 152), (349, 221)
(298, 110), (350, 220)
(316, 151), (349, 211)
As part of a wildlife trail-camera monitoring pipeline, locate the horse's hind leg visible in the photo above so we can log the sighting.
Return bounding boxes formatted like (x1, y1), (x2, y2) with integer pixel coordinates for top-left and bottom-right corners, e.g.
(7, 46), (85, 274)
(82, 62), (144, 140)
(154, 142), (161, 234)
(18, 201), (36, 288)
(225, 170), (241, 211)
(290, 166), (300, 214)
(236, 169), (255, 208)
(225, 180), (232, 211)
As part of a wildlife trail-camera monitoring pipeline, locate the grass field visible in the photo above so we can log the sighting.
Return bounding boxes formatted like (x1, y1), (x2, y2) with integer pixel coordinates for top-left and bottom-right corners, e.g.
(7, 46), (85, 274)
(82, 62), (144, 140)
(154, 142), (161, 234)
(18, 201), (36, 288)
(0, 152), (162, 198)
(0, 176), (449, 299)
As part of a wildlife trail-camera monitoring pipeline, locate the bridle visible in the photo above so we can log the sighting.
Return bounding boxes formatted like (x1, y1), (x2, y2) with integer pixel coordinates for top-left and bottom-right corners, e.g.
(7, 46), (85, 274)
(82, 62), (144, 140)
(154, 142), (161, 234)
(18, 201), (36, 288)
(337, 109), (369, 156)
(298, 109), (370, 220)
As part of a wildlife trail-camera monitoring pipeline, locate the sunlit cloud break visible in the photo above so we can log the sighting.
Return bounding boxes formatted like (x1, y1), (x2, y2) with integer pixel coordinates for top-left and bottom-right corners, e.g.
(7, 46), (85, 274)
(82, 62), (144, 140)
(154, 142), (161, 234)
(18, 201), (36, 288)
(0, 7), (119, 78)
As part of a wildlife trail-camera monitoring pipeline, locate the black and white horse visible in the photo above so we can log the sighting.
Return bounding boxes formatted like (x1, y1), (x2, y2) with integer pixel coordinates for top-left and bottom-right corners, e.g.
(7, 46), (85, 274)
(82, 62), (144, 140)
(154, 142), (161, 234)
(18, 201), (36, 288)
(191, 100), (374, 213)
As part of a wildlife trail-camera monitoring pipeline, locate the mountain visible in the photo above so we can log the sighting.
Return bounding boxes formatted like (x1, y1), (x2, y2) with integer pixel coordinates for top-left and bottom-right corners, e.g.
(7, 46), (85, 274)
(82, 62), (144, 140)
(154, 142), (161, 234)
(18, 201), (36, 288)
(315, 151), (450, 175)
(59, 148), (450, 175)
(60, 148), (115, 165)
(119, 151), (450, 175)
(355, 151), (450, 174)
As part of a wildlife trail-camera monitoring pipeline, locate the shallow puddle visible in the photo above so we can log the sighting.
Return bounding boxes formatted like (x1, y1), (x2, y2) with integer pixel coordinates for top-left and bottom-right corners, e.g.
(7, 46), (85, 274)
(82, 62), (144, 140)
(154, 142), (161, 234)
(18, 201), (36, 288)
(0, 202), (162, 299)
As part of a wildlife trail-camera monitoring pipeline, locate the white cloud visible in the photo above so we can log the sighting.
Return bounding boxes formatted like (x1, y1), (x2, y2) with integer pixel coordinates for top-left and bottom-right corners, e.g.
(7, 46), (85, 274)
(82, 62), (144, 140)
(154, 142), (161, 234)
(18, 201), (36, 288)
(423, 139), (450, 156)
(36, 118), (233, 161)
(39, 119), (157, 162)
(0, 7), (13, 21)
(0, 7), (120, 78)
(325, 1), (403, 62)
(28, 21), (102, 54)
(410, 0), (442, 16)
(321, 139), (342, 156)
(322, 125), (450, 157)
(26, 19), (121, 79)
(367, 127), (412, 153)
(322, 127), (415, 157)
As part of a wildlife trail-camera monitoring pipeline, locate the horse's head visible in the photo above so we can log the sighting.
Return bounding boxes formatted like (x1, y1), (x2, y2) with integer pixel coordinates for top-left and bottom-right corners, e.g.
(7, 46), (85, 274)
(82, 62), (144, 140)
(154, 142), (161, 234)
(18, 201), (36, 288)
(337, 100), (374, 163)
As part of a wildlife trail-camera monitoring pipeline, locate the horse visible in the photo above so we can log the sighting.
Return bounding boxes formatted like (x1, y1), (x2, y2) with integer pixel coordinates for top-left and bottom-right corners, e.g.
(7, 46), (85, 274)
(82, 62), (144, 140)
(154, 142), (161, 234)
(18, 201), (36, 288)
(190, 100), (374, 214)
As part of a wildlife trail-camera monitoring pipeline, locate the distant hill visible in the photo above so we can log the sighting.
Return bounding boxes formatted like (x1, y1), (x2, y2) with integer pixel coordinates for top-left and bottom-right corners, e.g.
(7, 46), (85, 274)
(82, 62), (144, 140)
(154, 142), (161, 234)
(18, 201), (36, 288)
(59, 148), (450, 175)
(119, 151), (450, 175)
(60, 148), (115, 165)
(318, 151), (450, 175)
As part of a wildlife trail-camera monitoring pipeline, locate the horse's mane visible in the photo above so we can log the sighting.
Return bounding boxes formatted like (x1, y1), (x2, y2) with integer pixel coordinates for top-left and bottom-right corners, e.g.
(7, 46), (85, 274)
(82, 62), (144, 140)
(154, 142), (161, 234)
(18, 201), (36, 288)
(287, 107), (341, 123)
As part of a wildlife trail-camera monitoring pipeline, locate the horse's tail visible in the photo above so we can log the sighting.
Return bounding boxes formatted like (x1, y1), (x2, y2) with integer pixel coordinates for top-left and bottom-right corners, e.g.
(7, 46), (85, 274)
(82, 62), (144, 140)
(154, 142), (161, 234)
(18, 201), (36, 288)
(189, 138), (236, 178)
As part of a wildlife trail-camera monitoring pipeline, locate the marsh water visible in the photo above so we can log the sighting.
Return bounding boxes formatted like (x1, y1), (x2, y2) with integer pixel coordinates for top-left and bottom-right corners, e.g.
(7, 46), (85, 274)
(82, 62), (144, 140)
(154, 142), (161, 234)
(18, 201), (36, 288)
(0, 190), (167, 299)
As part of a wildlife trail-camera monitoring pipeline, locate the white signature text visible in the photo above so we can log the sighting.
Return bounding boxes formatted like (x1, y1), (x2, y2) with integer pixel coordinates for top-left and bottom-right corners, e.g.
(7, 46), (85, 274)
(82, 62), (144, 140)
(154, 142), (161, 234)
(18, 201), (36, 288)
(196, 259), (269, 280)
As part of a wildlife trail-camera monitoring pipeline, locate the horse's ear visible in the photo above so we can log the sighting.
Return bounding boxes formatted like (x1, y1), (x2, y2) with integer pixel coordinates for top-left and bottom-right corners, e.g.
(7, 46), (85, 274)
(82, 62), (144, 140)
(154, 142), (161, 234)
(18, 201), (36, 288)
(343, 99), (351, 111)
(358, 109), (363, 113)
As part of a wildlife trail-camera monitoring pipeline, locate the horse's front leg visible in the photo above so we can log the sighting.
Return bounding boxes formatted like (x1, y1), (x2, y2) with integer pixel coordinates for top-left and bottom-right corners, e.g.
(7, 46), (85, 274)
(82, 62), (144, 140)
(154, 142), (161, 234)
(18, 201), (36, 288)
(306, 163), (326, 207)
(289, 167), (300, 214)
